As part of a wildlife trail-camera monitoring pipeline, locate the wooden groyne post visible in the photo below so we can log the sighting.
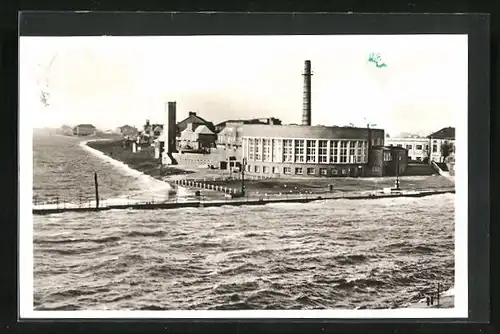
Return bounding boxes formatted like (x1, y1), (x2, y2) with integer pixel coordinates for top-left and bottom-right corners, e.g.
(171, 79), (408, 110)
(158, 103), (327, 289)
(94, 172), (100, 209)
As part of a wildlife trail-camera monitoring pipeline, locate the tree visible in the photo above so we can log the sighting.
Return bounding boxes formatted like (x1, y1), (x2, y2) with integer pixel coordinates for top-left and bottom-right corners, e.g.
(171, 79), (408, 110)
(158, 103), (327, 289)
(441, 141), (453, 162)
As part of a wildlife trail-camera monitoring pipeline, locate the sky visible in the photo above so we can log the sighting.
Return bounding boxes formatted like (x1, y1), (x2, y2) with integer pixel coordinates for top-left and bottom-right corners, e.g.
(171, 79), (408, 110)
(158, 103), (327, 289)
(19, 34), (467, 136)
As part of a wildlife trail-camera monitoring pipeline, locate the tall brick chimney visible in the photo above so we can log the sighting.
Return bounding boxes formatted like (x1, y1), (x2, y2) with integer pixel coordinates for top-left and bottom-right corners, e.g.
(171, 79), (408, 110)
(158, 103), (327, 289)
(166, 102), (177, 153)
(302, 60), (312, 126)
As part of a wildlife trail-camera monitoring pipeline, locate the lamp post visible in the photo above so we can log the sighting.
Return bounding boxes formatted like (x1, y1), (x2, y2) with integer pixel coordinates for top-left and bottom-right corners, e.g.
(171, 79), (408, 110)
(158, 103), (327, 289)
(241, 157), (247, 196)
(395, 154), (401, 190)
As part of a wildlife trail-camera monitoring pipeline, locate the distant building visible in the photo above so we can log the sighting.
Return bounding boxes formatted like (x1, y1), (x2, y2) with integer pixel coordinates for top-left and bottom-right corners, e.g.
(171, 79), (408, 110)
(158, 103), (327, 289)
(428, 127), (455, 163)
(177, 112), (215, 134)
(178, 123), (216, 151)
(216, 123), (244, 148)
(117, 125), (138, 137)
(215, 117), (282, 133)
(385, 137), (430, 162)
(60, 125), (73, 136)
(73, 124), (96, 136)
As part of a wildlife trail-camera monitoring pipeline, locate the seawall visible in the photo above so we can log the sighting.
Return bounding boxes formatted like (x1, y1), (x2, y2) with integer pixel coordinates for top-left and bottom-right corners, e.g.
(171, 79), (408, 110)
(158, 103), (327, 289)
(33, 188), (455, 215)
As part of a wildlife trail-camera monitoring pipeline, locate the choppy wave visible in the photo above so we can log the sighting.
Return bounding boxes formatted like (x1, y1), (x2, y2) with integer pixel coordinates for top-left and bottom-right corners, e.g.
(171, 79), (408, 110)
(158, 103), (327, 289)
(32, 134), (455, 310)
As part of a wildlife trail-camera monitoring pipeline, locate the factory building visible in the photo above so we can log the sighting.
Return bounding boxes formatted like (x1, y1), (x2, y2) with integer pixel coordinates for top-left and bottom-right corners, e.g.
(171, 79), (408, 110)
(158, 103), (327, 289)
(159, 60), (408, 177)
(240, 124), (385, 177)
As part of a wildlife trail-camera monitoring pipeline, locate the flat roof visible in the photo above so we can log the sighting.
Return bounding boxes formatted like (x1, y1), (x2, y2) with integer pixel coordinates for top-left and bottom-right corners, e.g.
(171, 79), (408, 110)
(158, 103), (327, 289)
(240, 124), (384, 140)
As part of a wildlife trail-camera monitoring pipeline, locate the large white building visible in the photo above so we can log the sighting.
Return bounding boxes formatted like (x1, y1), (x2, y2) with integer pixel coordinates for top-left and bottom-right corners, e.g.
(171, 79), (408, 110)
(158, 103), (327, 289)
(385, 137), (430, 162)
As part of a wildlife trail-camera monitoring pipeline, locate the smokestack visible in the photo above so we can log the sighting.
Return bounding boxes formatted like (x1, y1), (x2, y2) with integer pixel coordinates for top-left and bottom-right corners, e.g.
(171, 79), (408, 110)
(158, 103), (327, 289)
(302, 60), (312, 126)
(165, 102), (177, 153)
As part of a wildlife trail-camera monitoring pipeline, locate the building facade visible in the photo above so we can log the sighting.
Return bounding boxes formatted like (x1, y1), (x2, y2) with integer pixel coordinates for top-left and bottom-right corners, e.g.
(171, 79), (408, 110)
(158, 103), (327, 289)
(369, 146), (408, 177)
(240, 124), (387, 177)
(177, 111), (215, 133)
(385, 137), (430, 162)
(216, 123), (244, 148)
(73, 124), (96, 136)
(117, 125), (138, 137)
(428, 127), (455, 163)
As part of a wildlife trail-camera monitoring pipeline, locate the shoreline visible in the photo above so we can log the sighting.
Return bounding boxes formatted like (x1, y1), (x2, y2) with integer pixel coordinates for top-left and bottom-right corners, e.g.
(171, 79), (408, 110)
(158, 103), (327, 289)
(80, 139), (171, 188)
(82, 139), (455, 202)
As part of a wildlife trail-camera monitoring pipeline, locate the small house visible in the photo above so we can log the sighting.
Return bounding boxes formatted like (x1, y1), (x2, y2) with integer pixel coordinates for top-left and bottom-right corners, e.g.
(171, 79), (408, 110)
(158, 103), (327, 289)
(73, 124), (96, 136)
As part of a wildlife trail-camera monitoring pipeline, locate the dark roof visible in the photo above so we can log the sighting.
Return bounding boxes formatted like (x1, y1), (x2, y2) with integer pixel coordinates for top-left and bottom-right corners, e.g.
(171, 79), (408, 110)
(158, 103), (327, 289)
(75, 124), (96, 128)
(216, 118), (281, 127)
(428, 127), (455, 139)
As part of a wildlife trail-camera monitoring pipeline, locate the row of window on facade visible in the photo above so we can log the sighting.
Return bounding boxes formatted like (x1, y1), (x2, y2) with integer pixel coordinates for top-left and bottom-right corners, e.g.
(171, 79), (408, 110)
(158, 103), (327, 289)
(245, 164), (354, 176)
(394, 143), (450, 154)
(244, 138), (369, 164)
(393, 143), (429, 151)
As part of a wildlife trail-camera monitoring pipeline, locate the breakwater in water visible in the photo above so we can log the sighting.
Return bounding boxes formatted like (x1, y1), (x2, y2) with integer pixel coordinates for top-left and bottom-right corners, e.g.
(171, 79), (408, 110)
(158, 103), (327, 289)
(33, 188), (455, 215)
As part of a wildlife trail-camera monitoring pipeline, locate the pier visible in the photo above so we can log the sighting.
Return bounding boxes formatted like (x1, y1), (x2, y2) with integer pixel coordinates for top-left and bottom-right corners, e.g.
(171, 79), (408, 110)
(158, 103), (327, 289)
(32, 188), (455, 215)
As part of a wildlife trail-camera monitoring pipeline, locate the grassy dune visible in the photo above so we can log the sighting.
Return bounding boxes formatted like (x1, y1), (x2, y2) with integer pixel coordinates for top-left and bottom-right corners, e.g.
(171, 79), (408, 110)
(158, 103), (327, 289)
(86, 140), (192, 179)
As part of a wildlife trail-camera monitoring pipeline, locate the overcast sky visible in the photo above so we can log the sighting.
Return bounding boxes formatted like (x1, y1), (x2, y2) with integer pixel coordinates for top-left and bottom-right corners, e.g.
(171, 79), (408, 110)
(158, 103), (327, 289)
(20, 34), (467, 136)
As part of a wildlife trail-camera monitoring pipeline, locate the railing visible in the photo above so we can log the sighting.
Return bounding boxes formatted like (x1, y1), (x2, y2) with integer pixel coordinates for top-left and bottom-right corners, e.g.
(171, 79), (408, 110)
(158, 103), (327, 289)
(33, 187), (455, 212)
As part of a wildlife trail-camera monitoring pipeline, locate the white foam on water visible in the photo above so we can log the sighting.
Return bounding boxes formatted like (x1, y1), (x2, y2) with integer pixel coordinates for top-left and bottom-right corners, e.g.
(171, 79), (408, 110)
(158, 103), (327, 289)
(78, 139), (194, 202)
(80, 139), (169, 188)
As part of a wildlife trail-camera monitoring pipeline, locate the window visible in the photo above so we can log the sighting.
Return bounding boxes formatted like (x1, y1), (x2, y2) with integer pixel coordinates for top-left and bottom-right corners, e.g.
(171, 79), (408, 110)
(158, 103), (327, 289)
(406, 145), (412, 149)
(262, 139), (271, 162)
(254, 165), (260, 173)
(272, 139), (282, 162)
(295, 167), (303, 175)
(306, 140), (317, 163)
(248, 138), (255, 160)
(383, 151), (392, 161)
(432, 144), (438, 152)
(416, 157), (422, 161)
(272, 166), (279, 174)
(247, 164), (251, 172)
(425, 145), (429, 151)
(357, 141), (363, 163)
(318, 140), (328, 163)
(340, 141), (348, 163)
(331, 168), (338, 175)
(416, 145), (423, 150)
(254, 138), (261, 161)
(330, 140), (338, 163)
(284, 167), (291, 174)
(307, 167), (315, 175)
(341, 169), (347, 175)
(349, 141), (356, 163)
(263, 166), (270, 174)
(283, 140), (293, 162)
(294, 140), (305, 162)
(320, 168), (328, 176)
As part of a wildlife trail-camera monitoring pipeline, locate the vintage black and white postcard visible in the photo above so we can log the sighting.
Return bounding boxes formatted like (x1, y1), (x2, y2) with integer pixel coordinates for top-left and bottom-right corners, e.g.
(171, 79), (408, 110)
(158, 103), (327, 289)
(17, 12), (489, 322)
